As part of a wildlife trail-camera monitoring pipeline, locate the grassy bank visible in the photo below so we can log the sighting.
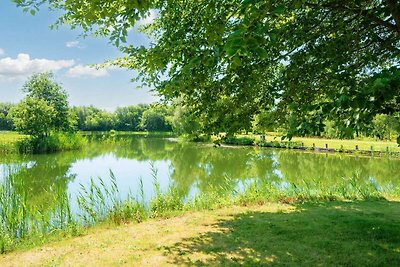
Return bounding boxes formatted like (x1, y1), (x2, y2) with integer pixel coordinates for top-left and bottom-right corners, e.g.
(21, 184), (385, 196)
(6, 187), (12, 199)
(2, 131), (398, 155)
(217, 133), (400, 155)
(1, 167), (400, 255)
(1, 200), (400, 266)
(0, 131), (86, 154)
(0, 131), (173, 154)
(283, 135), (399, 152)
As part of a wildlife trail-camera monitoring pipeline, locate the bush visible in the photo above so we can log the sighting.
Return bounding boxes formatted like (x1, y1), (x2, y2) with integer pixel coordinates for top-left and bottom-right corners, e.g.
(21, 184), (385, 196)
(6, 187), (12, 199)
(187, 134), (211, 142)
(221, 136), (255, 146)
(258, 140), (303, 149)
(17, 133), (86, 154)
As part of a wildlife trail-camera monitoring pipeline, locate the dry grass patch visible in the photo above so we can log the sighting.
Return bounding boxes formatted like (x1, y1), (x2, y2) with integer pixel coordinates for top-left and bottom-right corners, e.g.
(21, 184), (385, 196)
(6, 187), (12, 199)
(0, 204), (293, 266)
(2, 201), (400, 266)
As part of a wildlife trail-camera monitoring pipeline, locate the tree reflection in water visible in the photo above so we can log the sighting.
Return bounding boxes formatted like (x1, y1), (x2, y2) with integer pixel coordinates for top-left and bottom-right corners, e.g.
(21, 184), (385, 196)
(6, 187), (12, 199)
(1, 136), (400, 214)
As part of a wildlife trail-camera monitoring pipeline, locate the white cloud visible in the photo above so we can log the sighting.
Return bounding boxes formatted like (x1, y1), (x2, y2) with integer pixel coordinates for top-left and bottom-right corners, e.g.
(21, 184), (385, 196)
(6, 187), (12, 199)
(66, 65), (109, 78)
(0, 53), (74, 80)
(66, 41), (85, 49)
(0, 48), (4, 56)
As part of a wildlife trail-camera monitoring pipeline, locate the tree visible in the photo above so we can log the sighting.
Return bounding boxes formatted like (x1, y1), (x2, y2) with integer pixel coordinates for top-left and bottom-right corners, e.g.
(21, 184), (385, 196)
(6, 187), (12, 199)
(84, 110), (115, 131)
(0, 103), (15, 130)
(115, 104), (148, 131)
(372, 114), (400, 140)
(140, 105), (171, 132)
(253, 109), (280, 134)
(71, 106), (97, 131)
(169, 101), (202, 136)
(71, 106), (115, 131)
(15, 0), (400, 140)
(9, 73), (75, 138)
(22, 72), (74, 131)
(9, 98), (55, 138)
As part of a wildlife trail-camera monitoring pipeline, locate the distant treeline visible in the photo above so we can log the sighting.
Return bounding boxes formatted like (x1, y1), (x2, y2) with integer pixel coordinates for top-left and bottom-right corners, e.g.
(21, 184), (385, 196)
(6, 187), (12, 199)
(1, 101), (399, 141)
(72, 105), (172, 132)
(0, 103), (172, 132)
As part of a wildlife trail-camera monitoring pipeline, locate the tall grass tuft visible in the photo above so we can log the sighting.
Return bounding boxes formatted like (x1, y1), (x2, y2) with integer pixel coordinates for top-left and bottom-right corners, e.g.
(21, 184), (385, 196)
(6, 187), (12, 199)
(149, 163), (184, 218)
(77, 171), (148, 225)
(0, 176), (27, 252)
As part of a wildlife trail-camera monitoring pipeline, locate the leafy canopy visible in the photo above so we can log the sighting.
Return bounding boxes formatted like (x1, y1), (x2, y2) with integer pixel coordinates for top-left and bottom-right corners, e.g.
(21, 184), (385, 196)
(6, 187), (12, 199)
(14, 0), (400, 137)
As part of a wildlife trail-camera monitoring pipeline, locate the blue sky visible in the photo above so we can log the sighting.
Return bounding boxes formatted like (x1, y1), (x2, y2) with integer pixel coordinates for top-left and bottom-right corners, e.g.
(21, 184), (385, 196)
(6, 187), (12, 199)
(0, 1), (158, 110)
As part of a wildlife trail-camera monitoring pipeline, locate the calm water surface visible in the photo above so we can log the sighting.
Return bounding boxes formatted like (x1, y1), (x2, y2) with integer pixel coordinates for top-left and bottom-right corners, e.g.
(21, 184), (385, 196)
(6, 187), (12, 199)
(1, 136), (399, 211)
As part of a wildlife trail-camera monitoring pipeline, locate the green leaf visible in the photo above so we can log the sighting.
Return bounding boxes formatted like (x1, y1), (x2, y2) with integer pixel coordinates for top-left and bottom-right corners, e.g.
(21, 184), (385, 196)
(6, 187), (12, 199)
(231, 56), (242, 67)
(269, 32), (278, 43)
(225, 46), (238, 57)
(273, 5), (285, 14)
(242, 0), (255, 7)
(255, 47), (268, 59)
(293, 0), (303, 8)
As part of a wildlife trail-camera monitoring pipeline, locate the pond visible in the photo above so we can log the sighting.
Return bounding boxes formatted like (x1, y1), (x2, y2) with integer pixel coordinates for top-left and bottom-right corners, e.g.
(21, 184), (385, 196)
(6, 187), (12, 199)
(1, 135), (400, 215)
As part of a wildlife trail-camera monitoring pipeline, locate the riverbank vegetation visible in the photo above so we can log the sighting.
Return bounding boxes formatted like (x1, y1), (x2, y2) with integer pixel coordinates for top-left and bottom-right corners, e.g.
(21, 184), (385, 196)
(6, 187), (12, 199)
(2, 96), (399, 155)
(0, 163), (399, 254)
(1, 71), (398, 153)
(228, 133), (400, 154)
(2, 100), (399, 149)
(3, 73), (86, 153)
(1, 129), (399, 157)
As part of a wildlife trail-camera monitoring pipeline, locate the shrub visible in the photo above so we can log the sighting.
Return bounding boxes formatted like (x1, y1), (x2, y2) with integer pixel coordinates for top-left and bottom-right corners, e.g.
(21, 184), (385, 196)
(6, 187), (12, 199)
(17, 133), (86, 154)
(221, 136), (255, 146)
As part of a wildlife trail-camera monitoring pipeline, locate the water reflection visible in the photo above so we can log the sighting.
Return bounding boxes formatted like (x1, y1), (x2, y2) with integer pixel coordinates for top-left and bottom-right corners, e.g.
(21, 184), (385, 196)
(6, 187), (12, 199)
(1, 136), (400, 212)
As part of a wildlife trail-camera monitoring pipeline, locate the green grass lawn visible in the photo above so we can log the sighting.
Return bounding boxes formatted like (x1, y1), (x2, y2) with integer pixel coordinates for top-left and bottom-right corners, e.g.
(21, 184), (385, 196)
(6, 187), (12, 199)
(0, 131), (27, 154)
(241, 132), (400, 153)
(0, 131), (26, 143)
(1, 201), (399, 266)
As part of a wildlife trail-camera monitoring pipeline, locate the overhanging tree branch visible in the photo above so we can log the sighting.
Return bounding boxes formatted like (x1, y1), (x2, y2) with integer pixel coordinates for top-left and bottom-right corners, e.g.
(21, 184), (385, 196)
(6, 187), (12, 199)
(386, 0), (400, 32)
(305, 1), (399, 34)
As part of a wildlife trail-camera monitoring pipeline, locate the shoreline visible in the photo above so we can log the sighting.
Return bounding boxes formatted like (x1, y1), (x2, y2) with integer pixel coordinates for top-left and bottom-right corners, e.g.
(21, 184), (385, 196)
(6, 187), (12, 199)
(1, 131), (399, 157)
(211, 134), (400, 158)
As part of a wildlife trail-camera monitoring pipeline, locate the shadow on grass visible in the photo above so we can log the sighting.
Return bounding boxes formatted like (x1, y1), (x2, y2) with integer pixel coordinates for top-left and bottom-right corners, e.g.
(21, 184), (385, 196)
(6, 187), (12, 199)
(165, 200), (400, 266)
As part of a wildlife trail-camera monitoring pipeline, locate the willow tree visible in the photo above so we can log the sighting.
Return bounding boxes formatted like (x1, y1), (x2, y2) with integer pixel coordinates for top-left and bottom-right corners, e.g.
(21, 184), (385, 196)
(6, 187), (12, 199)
(15, 0), (400, 137)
